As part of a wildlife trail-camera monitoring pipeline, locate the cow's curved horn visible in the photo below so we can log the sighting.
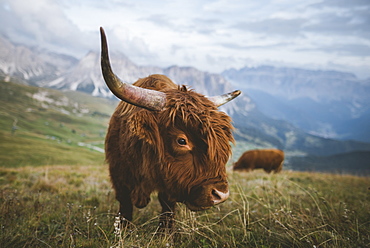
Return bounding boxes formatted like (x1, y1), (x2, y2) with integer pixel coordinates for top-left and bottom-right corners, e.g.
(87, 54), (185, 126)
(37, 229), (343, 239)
(208, 90), (241, 107)
(100, 27), (166, 111)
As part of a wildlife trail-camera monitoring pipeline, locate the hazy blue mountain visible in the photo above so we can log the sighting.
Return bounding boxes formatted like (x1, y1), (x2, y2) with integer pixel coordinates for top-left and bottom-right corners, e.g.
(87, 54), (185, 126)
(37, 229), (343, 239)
(222, 66), (370, 143)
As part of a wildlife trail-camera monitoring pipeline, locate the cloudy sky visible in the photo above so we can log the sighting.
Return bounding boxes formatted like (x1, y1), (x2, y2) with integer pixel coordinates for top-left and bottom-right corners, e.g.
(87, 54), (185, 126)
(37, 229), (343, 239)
(1, 0), (369, 78)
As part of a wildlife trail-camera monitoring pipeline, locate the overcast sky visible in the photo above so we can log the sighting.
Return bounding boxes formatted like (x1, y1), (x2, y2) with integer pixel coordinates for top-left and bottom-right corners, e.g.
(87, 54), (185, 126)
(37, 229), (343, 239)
(1, 0), (369, 78)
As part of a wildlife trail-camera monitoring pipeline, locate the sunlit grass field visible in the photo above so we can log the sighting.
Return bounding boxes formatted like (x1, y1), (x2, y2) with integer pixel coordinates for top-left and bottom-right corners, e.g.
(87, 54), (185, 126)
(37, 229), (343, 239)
(1, 165), (368, 247)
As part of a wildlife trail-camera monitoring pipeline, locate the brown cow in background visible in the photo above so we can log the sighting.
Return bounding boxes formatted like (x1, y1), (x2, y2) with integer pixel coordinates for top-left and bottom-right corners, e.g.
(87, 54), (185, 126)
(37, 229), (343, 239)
(100, 27), (241, 230)
(233, 149), (284, 173)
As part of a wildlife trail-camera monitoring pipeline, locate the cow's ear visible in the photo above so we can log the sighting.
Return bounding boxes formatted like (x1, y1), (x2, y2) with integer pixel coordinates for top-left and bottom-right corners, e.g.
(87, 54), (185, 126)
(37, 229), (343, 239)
(128, 110), (161, 145)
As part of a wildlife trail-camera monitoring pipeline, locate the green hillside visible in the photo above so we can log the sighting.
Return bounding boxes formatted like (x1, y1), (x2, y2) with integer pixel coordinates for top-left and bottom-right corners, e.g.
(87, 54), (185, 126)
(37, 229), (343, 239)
(0, 81), (116, 167)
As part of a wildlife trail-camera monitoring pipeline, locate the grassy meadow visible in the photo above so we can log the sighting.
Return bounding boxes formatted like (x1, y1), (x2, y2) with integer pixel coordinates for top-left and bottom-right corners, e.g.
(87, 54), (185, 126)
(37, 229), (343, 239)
(1, 81), (369, 247)
(0, 165), (369, 248)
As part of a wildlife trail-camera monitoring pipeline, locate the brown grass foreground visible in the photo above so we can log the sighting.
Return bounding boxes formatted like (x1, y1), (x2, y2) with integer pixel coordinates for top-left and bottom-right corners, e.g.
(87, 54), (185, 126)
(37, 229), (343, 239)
(0, 165), (369, 247)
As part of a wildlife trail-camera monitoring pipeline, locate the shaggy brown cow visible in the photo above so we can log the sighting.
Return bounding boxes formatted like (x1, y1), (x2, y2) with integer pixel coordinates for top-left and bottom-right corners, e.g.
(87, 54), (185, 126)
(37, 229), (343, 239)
(233, 149), (284, 173)
(100, 27), (241, 229)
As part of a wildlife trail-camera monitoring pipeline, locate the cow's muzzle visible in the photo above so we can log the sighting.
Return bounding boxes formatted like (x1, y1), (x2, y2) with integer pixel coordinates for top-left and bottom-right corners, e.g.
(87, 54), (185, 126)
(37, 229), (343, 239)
(185, 180), (229, 211)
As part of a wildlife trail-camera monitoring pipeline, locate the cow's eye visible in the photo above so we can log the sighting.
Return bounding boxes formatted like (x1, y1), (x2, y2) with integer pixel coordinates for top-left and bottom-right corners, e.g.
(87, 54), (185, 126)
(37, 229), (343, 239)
(177, 138), (187, 146)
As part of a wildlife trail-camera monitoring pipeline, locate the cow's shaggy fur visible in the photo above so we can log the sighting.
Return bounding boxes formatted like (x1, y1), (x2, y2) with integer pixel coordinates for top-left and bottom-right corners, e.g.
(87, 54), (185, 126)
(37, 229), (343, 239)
(105, 74), (234, 228)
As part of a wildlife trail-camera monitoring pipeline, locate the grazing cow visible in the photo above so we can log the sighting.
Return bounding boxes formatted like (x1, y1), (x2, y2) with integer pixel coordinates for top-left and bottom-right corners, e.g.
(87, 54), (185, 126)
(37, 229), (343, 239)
(233, 149), (284, 173)
(100, 27), (241, 229)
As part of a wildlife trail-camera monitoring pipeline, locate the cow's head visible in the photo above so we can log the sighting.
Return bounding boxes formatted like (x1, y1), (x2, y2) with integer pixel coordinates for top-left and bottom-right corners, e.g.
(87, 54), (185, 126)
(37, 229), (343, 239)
(100, 27), (240, 211)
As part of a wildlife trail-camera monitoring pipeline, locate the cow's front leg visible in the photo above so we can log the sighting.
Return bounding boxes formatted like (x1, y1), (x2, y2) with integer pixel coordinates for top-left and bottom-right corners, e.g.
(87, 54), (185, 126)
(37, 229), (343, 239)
(115, 185), (133, 226)
(158, 192), (176, 231)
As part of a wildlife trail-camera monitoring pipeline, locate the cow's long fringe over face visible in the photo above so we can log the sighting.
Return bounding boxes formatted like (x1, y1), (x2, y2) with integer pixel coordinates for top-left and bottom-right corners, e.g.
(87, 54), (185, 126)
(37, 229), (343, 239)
(105, 74), (235, 215)
(160, 85), (234, 210)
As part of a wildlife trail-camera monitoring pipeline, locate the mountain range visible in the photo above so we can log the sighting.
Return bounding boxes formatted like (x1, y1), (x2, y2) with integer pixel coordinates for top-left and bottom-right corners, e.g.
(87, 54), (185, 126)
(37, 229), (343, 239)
(1, 35), (370, 164)
(0, 36), (78, 85)
(222, 66), (370, 143)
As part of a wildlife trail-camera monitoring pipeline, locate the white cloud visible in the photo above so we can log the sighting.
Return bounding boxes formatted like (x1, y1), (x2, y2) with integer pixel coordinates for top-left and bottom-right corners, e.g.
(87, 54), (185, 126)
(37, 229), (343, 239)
(1, 0), (369, 78)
